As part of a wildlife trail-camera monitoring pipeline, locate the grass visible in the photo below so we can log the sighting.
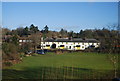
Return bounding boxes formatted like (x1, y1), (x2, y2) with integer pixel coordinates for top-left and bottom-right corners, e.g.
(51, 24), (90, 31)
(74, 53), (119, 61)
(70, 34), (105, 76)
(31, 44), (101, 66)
(2, 52), (118, 79)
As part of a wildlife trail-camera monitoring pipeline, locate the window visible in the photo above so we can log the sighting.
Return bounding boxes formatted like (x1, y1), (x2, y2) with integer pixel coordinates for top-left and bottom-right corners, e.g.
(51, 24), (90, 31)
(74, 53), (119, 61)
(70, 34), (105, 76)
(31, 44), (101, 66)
(27, 40), (29, 42)
(66, 42), (68, 44)
(60, 45), (64, 47)
(76, 45), (80, 47)
(82, 46), (84, 48)
(29, 40), (32, 42)
(19, 40), (22, 42)
(46, 45), (50, 47)
(82, 43), (84, 45)
(23, 40), (26, 42)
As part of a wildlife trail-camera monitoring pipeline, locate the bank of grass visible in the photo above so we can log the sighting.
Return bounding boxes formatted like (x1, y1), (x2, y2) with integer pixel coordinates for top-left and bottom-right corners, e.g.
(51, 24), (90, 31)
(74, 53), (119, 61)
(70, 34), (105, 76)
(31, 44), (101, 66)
(3, 52), (118, 79)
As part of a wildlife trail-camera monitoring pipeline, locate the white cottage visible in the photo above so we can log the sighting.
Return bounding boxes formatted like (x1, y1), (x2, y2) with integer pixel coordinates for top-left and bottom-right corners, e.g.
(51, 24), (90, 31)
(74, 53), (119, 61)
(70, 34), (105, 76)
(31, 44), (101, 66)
(41, 38), (100, 50)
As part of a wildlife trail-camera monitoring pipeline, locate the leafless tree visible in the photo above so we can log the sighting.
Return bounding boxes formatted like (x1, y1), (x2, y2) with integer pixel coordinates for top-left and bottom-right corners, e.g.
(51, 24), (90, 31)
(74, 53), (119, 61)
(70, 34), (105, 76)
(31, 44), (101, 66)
(30, 32), (42, 52)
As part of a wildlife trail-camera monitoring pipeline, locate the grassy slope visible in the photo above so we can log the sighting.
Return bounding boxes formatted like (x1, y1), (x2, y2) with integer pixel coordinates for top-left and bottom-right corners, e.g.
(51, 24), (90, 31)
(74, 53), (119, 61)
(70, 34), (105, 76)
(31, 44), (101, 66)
(3, 52), (117, 79)
(10, 52), (113, 70)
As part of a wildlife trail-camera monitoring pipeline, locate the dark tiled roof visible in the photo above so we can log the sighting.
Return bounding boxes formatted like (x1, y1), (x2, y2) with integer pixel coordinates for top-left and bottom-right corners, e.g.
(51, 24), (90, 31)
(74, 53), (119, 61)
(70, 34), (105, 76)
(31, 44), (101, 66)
(44, 38), (99, 43)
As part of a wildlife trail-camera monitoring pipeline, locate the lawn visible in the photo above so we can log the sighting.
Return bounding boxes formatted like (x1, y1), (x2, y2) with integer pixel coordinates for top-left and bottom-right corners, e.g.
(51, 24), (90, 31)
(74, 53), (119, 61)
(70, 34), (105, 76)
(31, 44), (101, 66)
(2, 52), (118, 79)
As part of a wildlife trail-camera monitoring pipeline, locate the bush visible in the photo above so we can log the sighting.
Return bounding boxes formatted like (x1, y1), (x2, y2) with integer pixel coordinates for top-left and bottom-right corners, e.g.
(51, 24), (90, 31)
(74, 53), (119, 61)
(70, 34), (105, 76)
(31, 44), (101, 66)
(2, 42), (20, 62)
(20, 53), (26, 57)
(3, 62), (13, 67)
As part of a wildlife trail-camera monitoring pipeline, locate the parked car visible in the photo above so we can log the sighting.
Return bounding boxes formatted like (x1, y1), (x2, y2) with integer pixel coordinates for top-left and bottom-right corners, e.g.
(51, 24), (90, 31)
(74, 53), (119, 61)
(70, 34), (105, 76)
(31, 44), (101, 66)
(36, 50), (45, 54)
(25, 50), (33, 55)
(88, 45), (95, 48)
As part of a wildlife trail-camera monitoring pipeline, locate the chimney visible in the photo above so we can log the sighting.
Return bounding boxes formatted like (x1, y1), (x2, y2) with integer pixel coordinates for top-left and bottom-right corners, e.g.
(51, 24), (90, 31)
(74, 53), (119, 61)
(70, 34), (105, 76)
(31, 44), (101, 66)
(68, 37), (72, 40)
(82, 37), (86, 40)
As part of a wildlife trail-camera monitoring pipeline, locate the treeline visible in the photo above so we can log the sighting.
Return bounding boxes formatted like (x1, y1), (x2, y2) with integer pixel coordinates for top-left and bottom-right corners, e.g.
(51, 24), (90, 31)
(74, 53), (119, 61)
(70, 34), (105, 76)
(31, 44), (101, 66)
(2, 24), (120, 67)
(59, 27), (120, 53)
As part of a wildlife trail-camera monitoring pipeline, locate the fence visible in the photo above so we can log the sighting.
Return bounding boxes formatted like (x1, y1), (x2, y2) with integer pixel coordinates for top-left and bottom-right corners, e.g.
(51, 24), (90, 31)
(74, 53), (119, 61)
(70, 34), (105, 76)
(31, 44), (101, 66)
(34, 66), (115, 79)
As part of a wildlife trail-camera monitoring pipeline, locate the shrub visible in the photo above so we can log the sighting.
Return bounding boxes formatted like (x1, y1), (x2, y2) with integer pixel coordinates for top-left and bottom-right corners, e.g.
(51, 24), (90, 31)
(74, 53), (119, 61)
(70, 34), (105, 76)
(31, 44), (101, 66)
(2, 42), (20, 62)
(3, 62), (13, 67)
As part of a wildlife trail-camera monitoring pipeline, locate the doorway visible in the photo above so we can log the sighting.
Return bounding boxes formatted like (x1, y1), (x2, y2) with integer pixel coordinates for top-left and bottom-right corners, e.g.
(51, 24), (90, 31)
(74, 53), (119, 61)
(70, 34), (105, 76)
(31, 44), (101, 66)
(51, 43), (56, 49)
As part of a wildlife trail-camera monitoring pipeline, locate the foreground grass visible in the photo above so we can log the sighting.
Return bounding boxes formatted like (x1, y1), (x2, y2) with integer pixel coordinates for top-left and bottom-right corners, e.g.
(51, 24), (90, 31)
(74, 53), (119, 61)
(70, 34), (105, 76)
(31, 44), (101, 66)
(3, 52), (118, 79)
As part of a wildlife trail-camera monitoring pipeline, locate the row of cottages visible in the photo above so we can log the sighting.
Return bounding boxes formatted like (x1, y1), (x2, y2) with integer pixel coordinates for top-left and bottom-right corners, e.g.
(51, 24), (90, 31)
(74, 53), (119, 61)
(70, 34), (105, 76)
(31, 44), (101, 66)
(18, 36), (33, 46)
(41, 38), (100, 50)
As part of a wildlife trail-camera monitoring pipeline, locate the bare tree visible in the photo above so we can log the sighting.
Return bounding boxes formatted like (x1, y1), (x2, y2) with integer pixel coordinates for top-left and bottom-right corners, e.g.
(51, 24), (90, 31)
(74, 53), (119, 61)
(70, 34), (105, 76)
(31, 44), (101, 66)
(30, 32), (42, 52)
(106, 24), (119, 78)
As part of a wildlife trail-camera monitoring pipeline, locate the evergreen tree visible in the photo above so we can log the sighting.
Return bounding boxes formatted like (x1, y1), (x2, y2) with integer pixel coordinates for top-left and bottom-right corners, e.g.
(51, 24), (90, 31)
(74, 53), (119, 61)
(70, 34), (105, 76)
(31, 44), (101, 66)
(44, 25), (49, 33)
(30, 24), (39, 33)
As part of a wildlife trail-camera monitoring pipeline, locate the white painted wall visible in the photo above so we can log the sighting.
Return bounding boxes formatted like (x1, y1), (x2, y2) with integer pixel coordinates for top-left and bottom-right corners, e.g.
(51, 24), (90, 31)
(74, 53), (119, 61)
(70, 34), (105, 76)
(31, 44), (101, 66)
(19, 39), (32, 43)
(19, 40), (22, 42)
(41, 42), (100, 50)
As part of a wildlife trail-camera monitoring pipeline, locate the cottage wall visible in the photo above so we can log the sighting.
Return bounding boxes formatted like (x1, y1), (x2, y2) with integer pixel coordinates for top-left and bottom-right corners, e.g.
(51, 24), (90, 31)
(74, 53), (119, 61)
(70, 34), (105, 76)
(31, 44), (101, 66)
(41, 41), (100, 50)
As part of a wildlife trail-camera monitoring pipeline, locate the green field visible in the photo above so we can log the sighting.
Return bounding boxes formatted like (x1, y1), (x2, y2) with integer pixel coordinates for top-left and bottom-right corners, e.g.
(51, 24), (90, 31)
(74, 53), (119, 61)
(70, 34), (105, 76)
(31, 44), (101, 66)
(3, 52), (118, 79)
